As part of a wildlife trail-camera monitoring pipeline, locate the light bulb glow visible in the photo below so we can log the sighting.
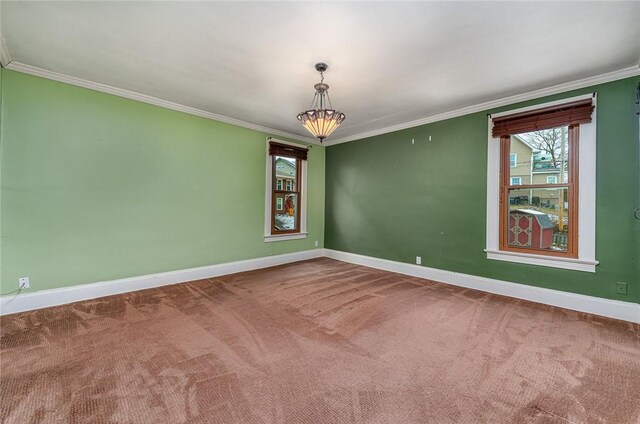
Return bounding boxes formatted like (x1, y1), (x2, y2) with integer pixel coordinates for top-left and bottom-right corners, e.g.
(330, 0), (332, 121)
(297, 109), (346, 141)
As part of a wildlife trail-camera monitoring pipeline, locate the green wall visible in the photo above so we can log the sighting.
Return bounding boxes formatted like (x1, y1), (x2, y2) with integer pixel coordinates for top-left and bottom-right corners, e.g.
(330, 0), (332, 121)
(0, 70), (324, 293)
(0, 66), (3, 285)
(325, 76), (640, 304)
(2, 68), (638, 304)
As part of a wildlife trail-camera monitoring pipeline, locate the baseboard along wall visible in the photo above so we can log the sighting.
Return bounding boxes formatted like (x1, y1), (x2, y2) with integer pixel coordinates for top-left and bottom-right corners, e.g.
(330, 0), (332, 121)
(0, 249), (324, 316)
(323, 249), (639, 324)
(1, 248), (638, 323)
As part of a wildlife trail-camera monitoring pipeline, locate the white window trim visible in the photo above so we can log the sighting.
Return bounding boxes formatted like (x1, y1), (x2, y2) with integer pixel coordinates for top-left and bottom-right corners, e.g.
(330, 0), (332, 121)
(485, 93), (598, 272)
(264, 137), (308, 242)
(510, 153), (517, 168)
(276, 197), (283, 211)
(510, 176), (522, 185)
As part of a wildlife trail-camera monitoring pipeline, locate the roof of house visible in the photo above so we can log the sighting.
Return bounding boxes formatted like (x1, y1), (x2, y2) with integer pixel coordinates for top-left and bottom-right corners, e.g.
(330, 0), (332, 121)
(512, 134), (537, 150)
(275, 157), (296, 177)
(510, 209), (555, 229)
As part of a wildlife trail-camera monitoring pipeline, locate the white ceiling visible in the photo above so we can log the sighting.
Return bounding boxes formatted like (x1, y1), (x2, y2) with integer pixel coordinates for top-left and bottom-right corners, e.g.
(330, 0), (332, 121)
(2, 1), (640, 144)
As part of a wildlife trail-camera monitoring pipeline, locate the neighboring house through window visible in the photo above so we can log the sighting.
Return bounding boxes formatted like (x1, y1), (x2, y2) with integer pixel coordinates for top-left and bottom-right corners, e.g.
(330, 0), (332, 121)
(486, 94), (598, 272)
(264, 139), (309, 242)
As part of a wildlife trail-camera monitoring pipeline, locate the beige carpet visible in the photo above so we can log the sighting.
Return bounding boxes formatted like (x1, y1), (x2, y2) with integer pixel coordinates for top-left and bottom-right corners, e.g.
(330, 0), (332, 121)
(1, 258), (638, 423)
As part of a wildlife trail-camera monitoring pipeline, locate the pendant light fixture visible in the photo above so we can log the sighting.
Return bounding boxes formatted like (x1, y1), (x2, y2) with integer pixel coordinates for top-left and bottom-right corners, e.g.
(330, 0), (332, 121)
(297, 62), (346, 142)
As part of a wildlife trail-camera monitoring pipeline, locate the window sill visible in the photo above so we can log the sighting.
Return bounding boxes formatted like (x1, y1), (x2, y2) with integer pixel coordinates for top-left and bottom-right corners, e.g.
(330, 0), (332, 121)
(264, 233), (308, 243)
(485, 249), (598, 272)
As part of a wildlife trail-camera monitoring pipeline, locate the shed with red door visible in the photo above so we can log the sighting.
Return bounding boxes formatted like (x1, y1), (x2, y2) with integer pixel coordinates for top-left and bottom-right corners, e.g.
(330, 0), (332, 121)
(508, 209), (554, 249)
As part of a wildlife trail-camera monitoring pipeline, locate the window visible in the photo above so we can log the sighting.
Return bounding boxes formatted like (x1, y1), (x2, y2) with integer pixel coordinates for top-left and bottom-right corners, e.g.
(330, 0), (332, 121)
(272, 158), (300, 234)
(510, 153), (517, 167)
(486, 94), (598, 272)
(264, 139), (309, 241)
(501, 126), (576, 257)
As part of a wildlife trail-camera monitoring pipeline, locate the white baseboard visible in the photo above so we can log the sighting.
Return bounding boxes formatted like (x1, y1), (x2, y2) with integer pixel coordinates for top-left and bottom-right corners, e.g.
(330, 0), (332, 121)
(2, 248), (637, 323)
(324, 249), (639, 324)
(0, 249), (324, 316)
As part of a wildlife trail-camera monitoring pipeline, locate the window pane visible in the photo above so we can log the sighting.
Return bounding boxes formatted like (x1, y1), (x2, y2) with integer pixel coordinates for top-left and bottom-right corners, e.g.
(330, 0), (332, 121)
(510, 126), (569, 184)
(508, 187), (569, 252)
(274, 194), (297, 231)
(275, 156), (297, 190)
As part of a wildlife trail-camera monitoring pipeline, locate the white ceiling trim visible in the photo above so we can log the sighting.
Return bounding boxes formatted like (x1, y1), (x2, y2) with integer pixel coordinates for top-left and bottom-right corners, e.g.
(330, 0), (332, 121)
(324, 65), (640, 146)
(4, 61), (320, 146)
(4, 61), (640, 148)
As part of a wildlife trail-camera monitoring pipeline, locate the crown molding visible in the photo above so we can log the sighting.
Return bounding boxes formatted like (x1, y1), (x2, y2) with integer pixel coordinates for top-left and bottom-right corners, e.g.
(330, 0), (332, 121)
(4, 61), (639, 147)
(4, 61), (320, 145)
(0, 34), (12, 68)
(324, 65), (640, 146)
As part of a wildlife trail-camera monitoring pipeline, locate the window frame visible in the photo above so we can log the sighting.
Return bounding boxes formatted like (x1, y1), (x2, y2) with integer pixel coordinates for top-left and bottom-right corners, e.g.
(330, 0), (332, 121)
(510, 176), (522, 186)
(264, 138), (308, 242)
(510, 153), (517, 168)
(485, 94), (598, 272)
(271, 156), (301, 235)
(499, 127), (578, 259)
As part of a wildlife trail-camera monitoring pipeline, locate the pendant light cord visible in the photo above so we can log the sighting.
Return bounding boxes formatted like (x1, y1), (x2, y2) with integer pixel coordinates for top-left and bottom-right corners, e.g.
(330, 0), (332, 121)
(309, 91), (319, 109)
(309, 70), (334, 110)
(325, 91), (334, 110)
(319, 71), (325, 109)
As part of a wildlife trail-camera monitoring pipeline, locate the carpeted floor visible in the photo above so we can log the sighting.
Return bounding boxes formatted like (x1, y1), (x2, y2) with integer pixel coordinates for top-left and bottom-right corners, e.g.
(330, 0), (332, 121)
(0, 258), (638, 423)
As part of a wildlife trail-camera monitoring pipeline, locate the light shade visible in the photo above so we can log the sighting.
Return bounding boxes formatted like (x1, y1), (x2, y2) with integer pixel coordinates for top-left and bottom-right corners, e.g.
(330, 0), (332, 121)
(296, 109), (346, 142)
(297, 63), (346, 142)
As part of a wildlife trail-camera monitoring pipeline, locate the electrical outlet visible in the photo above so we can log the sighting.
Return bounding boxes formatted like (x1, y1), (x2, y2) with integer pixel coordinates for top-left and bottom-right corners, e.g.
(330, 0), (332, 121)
(18, 277), (30, 289)
(314, 240), (319, 247)
(416, 256), (422, 265)
(615, 282), (628, 295)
